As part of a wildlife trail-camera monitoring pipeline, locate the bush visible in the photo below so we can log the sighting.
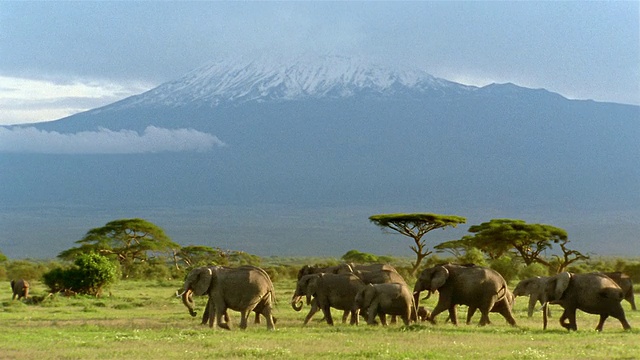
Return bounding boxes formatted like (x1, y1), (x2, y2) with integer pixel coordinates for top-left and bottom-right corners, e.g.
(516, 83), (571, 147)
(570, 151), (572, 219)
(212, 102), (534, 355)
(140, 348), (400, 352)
(489, 255), (520, 283)
(457, 248), (488, 267)
(42, 253), (118, 296)
(126, 261), (173, 280)
(518, 262), (550, 279)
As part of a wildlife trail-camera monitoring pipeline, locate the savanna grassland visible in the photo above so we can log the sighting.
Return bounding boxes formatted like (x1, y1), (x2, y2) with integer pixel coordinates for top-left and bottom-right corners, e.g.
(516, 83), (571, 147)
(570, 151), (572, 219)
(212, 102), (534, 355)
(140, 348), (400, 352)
(1, 278), (638, 360)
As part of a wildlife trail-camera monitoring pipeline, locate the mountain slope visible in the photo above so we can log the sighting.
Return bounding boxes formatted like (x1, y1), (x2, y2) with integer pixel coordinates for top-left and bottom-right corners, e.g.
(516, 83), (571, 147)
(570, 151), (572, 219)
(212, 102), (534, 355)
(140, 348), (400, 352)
(1, 55), (639, 258)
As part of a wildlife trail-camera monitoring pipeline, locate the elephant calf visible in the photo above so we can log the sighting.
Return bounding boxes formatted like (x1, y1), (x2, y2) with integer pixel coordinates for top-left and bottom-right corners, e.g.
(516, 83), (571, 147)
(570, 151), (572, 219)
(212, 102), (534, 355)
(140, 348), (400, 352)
(11, 279), (29, 300)
(513, 276), (551, 318)
(353, 283), (415, 326)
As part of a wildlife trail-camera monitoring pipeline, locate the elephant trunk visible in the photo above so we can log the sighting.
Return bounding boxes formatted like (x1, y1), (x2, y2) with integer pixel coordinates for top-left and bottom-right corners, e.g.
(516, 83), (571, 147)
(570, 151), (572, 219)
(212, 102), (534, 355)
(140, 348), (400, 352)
(181, 289), (197, 317)
(291, 294), (304, 312)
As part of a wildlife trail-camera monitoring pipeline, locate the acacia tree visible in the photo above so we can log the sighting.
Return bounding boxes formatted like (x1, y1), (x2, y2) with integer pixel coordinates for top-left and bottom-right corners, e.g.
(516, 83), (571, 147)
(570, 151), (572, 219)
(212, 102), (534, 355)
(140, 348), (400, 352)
(59, 218), (180, 277)
(460, 219), (588, 273)
(369, 213), (466, 274)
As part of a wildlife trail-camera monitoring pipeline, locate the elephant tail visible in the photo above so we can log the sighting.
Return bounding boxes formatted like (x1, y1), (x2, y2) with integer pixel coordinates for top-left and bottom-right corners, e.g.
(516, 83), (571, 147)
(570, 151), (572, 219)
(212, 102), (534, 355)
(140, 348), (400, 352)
(497, 283), (508, 301)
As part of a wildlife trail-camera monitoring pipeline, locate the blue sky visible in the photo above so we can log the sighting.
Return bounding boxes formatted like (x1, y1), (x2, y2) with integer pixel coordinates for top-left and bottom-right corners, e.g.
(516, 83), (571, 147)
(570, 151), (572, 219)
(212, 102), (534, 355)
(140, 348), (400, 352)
(1, 1), (638, 125)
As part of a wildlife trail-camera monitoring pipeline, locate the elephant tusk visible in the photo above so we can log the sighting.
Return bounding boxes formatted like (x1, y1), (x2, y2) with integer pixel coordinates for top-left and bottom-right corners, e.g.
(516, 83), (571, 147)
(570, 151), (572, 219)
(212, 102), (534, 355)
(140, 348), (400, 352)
(176, 290), (187, 298)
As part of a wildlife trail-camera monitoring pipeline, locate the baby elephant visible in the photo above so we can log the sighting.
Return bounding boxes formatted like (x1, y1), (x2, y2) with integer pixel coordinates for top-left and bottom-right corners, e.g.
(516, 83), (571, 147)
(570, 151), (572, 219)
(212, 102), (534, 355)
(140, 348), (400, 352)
(353, 283), (415, 326)
(11, 279), (30, 300)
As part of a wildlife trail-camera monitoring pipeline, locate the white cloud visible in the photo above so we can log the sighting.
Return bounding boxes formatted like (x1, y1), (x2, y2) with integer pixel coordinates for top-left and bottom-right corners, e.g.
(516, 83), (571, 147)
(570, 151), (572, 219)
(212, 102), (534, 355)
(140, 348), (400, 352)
(0, 126), (226, 154)
(0, 76), (152, 125)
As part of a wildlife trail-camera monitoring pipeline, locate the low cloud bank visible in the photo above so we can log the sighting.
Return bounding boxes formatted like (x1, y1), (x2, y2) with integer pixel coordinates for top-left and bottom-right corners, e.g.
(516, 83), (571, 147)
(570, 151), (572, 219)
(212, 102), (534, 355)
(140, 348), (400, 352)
(0, 126), (226, 154)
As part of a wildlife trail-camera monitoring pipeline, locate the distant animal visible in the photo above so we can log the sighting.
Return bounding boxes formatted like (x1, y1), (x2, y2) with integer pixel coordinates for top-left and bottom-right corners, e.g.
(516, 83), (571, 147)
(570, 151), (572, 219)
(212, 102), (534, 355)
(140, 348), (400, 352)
(11, 279), (30, 300)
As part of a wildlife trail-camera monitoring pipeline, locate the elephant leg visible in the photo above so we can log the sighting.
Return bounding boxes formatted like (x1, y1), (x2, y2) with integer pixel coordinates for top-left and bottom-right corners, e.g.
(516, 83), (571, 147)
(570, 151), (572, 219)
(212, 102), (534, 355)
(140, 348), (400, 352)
(628, 295), (637, 311)
(214, 305), (230, 329)
(239, 310), (250, 330)
(428, 302), (449, 324)
(595, 314), (608, 332)
(447, 305), (458, 325)
(254, 312), (261, 324)
(261, 307), (276, 331)
(366, 307), (378, 325)
(390, 315), (397, 324)
(342, 310), (349, 324)
(498, 306), (517, 327)
(350, 309), (359, 325)
(527, 296), (537, 317)
(378, 311), (388, 326)
(303, 301), (320, 325)
(321, 305), (334, 325)
(466, 306), (477, 325)
(478, 310), (492, 326)
(609, 305), (632, 330)
(559, 308), (576, 331)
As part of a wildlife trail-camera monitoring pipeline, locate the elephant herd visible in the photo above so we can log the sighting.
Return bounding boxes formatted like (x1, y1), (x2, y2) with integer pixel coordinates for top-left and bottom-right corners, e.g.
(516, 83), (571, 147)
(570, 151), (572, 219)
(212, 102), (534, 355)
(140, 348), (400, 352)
(179, 262), (635, 332)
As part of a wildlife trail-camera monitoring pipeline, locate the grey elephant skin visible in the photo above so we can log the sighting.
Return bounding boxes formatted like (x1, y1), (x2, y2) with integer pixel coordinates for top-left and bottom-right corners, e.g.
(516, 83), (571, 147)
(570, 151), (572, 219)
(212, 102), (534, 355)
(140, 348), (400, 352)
(603, 272), (636, 311)
(513, 276), (552, 317)
(543, 272), (631, 331)
(413, 264), (517, 326)
(291, 272), (365, 325)
(292, 263), (399, 323)
(353, 283), (415, 326)
(181, 265), (276, 330)
(11, 279), (29, 300)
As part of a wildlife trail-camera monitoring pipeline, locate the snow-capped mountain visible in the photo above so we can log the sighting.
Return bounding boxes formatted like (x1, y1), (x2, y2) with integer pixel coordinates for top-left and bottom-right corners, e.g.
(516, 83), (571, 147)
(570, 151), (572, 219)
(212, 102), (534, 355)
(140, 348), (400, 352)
(96, 55), (475, 110)
(3, 54), (639, 259)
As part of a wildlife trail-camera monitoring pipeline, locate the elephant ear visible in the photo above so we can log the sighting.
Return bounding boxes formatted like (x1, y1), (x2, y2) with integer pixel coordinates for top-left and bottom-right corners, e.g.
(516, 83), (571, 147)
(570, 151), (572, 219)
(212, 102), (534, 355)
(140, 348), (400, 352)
(363, 284), (376, 308)
(192, 267), (214, 296)
(554, 272), (572, 300)
(431, 266), (450, 291)
(307, 274), (321, 297)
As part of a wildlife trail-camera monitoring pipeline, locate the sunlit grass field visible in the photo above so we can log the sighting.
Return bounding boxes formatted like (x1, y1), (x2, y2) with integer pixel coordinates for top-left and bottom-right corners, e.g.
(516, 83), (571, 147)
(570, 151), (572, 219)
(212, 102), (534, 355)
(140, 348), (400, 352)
(1, 279), (638, 359)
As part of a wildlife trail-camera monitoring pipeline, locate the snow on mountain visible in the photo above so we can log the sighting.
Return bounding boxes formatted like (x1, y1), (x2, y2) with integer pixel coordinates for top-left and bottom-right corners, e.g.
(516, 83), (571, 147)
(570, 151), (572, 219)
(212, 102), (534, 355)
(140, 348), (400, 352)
(102, 55), (476, 110)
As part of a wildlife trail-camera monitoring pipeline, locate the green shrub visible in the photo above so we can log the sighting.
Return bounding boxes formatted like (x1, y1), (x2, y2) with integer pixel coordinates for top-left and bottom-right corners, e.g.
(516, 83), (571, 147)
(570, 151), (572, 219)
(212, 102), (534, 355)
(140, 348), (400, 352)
(518, 262), (550, 279)
(458, 248), (488, 267)
(489, 255), (520, 283)
(42, 253), (118, 296)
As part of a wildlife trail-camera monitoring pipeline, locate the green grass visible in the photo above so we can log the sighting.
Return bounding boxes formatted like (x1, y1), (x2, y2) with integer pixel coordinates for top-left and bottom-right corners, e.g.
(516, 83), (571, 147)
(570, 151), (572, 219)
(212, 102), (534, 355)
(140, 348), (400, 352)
(1, 279), (638, 359)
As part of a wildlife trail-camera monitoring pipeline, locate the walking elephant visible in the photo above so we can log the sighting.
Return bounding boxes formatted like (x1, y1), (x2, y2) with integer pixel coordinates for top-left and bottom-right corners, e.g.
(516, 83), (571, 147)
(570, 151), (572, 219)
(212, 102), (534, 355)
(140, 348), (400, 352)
(353, 283), (415, 326)
(542, 272), (631, 331)
(413, 263), (517, 326)
(10, 279), (29, 300)
(291, 272), (366, 325)
(603, 272), (636, 311)
(180, 265), (276, 330)
(513, 276), (552, 317)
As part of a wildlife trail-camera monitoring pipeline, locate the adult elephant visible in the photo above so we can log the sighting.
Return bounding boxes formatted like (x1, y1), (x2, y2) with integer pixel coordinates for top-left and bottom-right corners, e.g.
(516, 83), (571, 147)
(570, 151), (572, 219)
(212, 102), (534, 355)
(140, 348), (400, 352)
(603, 272), (636, 311)
(180, 265), (275, 330)
(296, 263), (354, 279)
(413, 263), (517, 326)
(513, 276), (552, 317)
(353, 269), (407, 286)
(11, 279), (29, 300)
(348, 263), (399, 274)
(353, 283), (415, 326)
(291, 272), (365, 325)
(542, 272), (631, 331)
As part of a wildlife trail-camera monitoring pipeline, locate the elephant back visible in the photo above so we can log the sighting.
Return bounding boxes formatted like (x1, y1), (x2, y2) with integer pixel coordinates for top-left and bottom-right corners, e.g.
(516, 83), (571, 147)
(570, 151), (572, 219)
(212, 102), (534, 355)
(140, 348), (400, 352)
(218, 266), (275, 307)
(356, 269), (407, 286)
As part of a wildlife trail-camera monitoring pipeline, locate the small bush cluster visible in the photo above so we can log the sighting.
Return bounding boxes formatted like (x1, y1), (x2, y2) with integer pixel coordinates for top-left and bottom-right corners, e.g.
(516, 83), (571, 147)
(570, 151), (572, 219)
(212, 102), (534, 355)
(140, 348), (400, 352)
(42, 253), (119, 296)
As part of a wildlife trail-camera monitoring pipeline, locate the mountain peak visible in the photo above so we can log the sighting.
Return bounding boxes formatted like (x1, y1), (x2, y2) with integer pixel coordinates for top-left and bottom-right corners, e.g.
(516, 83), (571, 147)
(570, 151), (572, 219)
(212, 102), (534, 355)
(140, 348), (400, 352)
(107, 55), (475, 110)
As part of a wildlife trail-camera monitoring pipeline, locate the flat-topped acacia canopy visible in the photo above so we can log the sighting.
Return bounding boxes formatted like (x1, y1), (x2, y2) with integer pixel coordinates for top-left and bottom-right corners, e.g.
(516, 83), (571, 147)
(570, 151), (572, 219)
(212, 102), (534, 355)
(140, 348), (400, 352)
(369, 213), (467, 227)
(369, 213), (466, 274)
